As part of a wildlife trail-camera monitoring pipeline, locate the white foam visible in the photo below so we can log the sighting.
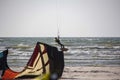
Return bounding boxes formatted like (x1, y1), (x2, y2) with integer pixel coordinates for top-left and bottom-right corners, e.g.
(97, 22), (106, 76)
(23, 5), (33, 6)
(17, 43), (29, 47)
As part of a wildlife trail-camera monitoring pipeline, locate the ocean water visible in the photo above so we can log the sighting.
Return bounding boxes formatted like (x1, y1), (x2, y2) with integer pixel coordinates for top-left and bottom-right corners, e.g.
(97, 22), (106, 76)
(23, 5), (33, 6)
(0, 37), (120, 70)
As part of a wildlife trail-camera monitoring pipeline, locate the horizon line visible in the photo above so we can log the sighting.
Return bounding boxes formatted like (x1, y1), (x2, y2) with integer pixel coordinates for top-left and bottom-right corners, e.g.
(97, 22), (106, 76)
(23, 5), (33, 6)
(0, 36), (120, 38)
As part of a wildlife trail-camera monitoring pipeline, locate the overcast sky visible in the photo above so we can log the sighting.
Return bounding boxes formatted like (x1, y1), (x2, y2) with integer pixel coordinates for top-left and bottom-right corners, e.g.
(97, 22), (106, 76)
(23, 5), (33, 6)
(0, 0), (120, 37)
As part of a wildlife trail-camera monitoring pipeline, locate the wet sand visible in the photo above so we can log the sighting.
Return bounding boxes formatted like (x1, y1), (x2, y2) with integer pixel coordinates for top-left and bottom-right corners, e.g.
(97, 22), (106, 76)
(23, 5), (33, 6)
(60, 66), (120, 80)
(0, 66), (120, 80)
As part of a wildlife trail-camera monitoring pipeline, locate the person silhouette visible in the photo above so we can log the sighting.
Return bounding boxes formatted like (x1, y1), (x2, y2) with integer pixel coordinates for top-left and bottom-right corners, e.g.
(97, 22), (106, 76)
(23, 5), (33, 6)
(55, 36), (64, 49)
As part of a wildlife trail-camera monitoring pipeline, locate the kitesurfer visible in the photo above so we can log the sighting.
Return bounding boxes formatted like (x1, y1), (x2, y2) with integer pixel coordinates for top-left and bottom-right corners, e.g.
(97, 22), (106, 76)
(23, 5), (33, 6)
(55, 36), (64, 49)
(55, 36), (68, 51)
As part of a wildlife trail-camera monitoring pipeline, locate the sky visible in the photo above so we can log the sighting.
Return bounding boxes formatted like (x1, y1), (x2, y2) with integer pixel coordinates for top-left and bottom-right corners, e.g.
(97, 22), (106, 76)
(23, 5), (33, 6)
(0, 0), (120, 37)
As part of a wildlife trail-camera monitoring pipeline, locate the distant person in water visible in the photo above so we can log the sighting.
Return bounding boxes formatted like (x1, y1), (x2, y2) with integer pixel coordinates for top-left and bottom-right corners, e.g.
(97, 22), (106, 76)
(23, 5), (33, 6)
(55, 36), (68, 51)
(55, 36), (64, 49)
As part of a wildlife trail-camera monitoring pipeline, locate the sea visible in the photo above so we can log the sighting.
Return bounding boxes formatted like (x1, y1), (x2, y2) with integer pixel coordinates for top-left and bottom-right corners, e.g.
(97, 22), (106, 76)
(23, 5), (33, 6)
(0, 37), (120, 70)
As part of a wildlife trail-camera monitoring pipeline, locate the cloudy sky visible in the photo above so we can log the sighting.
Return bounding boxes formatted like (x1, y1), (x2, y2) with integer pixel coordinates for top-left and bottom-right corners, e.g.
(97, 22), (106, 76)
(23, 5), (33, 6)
(0, 0), (120, 37)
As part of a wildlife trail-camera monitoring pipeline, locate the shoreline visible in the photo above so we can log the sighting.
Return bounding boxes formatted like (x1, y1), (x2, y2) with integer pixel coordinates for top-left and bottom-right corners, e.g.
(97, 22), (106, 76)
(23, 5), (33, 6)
(60, 66), (120, 80)
(1, 66), (120, 80)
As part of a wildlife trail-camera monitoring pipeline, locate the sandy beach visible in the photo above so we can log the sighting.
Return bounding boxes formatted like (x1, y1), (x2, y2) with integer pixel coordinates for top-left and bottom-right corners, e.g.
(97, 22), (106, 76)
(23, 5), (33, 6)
(60, 66), (120, 80)
(1, 66), (120, 80)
